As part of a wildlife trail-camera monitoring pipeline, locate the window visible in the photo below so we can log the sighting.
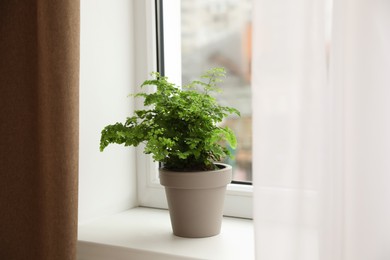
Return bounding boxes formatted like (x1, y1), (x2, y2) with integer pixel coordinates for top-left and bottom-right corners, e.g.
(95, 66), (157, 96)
(136, 0), (252, 219)
(158, 0), (253, 183)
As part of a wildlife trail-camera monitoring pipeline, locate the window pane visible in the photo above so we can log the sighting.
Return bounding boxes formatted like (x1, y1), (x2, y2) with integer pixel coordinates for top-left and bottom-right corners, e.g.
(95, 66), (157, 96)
(181, 0), (253, 182)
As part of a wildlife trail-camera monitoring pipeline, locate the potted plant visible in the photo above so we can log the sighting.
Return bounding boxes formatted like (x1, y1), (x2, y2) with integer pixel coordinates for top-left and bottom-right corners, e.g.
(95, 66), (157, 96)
(100, 67), (240, 238)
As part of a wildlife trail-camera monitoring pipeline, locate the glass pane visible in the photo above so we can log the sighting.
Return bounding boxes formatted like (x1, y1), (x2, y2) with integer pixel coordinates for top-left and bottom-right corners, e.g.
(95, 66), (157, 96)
(181, 0), (253, 182)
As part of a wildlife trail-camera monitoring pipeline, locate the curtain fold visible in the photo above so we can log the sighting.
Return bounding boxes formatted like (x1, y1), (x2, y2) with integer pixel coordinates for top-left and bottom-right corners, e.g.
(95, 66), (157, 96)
(328, 0), (390, 259)
(252, 0), (390, 259)
(0, 1), (80, 259)
(252, 0), (327, 259)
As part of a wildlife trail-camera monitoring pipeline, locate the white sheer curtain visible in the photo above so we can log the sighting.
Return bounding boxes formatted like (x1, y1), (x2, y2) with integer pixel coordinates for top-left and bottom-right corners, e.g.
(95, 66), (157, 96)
(252, 0), (390, 259)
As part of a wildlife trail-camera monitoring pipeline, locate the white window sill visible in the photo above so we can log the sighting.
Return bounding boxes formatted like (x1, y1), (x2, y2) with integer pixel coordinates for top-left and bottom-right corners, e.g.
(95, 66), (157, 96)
(77, 207), (254, 260)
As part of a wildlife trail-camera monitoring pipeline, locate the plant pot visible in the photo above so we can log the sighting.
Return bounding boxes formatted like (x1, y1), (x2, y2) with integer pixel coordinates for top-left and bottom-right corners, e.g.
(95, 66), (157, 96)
(159, 163), (232, 238)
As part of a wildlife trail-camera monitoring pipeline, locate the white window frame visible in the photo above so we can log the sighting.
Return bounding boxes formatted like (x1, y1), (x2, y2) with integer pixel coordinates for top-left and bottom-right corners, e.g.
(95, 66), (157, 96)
(134, 0), (252, 219)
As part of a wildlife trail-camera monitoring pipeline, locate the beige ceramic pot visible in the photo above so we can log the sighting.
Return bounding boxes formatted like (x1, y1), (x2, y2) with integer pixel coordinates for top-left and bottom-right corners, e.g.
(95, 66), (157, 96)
(159, 163), (232, 238)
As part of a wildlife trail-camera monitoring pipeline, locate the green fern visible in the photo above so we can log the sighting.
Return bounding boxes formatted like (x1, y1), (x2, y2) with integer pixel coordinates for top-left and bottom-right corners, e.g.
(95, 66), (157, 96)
(100, 68), (240, 171)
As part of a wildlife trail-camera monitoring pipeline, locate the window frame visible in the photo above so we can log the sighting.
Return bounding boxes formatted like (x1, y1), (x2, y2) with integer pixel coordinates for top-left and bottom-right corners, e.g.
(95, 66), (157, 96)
(135, 0), (253, 219)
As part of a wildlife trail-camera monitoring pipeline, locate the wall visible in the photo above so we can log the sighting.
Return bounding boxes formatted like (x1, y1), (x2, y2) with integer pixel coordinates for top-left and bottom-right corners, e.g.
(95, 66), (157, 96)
(79, 0), (138, 224)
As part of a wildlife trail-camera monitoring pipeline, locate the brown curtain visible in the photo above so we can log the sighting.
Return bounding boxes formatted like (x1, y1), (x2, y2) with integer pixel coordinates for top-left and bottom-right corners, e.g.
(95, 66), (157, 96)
(0, 1), (79, 259)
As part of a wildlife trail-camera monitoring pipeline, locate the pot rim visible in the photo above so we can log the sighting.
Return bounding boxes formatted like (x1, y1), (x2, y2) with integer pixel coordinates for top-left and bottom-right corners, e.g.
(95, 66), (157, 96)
(159, 162), (231, 173)
(159, 163), (232, 189)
